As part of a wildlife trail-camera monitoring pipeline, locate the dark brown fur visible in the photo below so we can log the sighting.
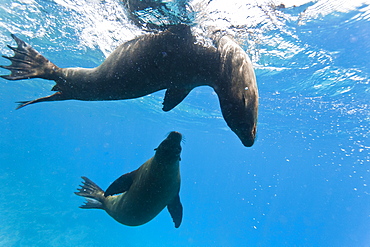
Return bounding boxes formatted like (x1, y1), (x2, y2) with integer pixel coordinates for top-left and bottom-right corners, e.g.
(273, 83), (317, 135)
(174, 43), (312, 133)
(1, 25), (258, 146)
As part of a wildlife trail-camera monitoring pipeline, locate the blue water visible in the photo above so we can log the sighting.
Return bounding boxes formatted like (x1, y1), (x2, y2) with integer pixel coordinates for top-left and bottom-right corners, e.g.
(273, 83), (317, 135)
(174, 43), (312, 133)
(1, 0), (369, 246)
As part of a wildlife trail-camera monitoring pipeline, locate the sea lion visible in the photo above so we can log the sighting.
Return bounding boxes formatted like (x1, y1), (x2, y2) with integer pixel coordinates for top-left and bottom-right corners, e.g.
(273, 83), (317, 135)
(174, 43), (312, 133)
(75, 131), (183, 228)
(0, 25), (258, 146)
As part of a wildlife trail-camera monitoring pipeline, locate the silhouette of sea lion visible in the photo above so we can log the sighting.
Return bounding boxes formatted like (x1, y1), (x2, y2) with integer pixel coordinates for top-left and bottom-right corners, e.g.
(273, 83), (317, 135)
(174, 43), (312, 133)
(75, 131), (183, 228)
(0, 25), (258, 146)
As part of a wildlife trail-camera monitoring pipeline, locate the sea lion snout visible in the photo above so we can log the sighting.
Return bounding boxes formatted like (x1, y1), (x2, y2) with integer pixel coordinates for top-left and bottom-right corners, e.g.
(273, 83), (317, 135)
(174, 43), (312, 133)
(166, 131), (182, 153)
(236, 123), (257, 147)
(229, 108), (257, 147)
(155, 131), (183, 160)
(163, 131), (182, 151)
(166, 131), (182, 143)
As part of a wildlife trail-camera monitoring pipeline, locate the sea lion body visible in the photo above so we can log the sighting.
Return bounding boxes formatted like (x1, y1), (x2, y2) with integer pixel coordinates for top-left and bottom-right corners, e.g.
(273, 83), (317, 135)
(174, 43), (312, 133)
(75, 131), (183, 228)
(52, 25), (218, 102)
(1, 25), (258, 146)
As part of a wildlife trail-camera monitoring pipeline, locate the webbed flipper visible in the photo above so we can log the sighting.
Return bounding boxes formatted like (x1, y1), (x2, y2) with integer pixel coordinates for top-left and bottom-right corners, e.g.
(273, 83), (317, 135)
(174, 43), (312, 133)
(16, 92), (66, 110)
(1, 34), (59, 80)
(104, 170), (138, 197)
(162, 87), (191, 111)
(75, 176), (105, 209)
(167, 193), (183, 228)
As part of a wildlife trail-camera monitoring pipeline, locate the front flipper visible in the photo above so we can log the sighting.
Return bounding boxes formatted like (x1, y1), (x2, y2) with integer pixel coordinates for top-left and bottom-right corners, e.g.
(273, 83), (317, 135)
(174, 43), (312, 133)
(167, 193), (183, 228)
(162, 87), (191, 112)
(104, 170), (138, 197)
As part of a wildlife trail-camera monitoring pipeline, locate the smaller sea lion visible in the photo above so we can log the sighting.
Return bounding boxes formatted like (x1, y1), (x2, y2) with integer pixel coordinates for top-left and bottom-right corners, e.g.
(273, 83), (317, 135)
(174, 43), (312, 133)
(75, 131), (183, 228)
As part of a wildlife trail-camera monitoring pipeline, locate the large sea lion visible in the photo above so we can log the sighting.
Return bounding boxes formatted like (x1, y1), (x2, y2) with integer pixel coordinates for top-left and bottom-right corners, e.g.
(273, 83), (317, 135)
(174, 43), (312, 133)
(75, 131), (183, 228)
(0, 25), (258, 146)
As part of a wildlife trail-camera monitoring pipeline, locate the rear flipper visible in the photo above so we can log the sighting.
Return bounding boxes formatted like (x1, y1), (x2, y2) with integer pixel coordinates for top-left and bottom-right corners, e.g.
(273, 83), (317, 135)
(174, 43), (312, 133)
(75, 176), (106, 210)
(0, 34), (59, 80)
(15, 92), (67, 110)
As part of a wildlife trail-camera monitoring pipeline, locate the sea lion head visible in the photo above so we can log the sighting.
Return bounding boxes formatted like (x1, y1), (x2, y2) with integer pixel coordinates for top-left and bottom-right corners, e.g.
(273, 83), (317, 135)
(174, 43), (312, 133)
(215, 35), (258, 147)
(154, 131), (183, 163)
(229, 92), (258, 147)
(217, 87), (258, 147)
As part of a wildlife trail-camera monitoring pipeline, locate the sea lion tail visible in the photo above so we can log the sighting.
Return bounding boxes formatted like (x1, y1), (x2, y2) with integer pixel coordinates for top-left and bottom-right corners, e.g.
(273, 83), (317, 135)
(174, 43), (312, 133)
(1, 34), (59, 80)
(75, 176), (106, 210)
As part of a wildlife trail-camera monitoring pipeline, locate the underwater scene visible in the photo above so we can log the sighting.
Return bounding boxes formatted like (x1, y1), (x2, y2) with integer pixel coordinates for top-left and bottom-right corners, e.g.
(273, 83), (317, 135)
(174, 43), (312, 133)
(0, 0), (369, 246)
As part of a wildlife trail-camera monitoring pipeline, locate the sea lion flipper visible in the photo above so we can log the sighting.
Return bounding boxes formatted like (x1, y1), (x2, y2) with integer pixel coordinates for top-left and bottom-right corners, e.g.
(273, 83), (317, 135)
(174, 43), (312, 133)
(162, 87), (191, 112)
(16, 92), (66, 110)
(75, 176), (105, 209)
(1, 34), (59, 81)
(167, 193), (183, 228)
(104, 170), (137, 197)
